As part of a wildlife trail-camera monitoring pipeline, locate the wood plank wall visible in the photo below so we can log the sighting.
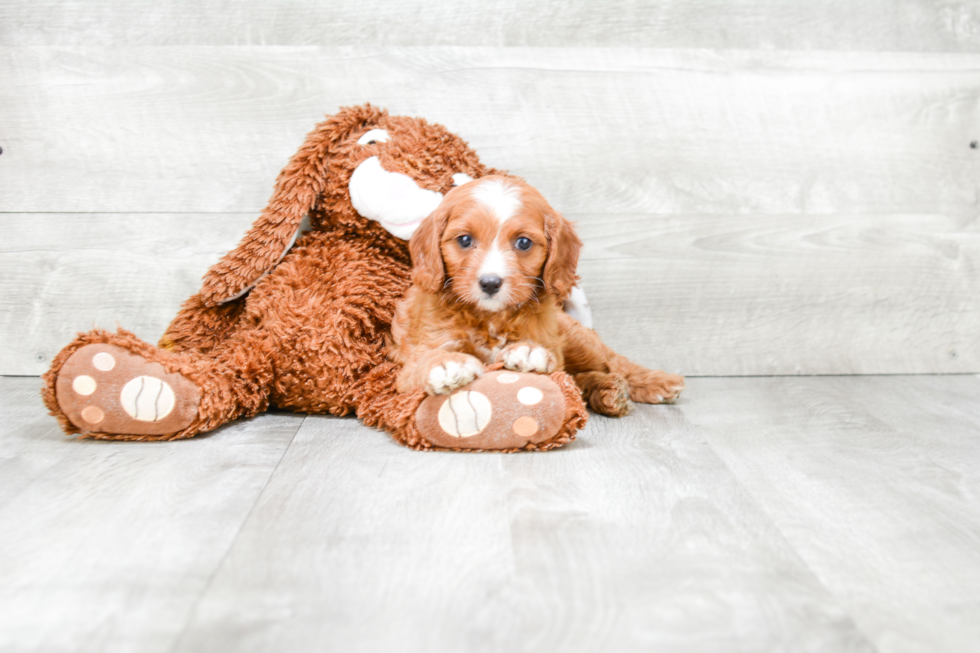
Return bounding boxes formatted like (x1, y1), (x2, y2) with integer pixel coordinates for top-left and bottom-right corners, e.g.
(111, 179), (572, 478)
(2, 1), (979, 376)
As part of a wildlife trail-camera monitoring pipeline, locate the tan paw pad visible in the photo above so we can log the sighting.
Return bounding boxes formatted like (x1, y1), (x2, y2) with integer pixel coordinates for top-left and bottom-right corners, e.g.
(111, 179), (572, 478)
(417, 370), (566, 450)
(120, 376), (176, 422)
(512, 416), (538, 437)
(55, 343), (199, 436)
(72, 375), (97, 396)
(517, 386), (543, 405)
(92, 352), (116, 371)
(437, 391), (492, 438)
(80, 406), (104, 424)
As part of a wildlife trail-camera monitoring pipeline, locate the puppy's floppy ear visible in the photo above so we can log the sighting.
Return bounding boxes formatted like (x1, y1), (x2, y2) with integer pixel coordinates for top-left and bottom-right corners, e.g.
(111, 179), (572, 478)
(410, 196), (453, 294)
(542, 210), (583, 302)
(199, 104), (388, 306)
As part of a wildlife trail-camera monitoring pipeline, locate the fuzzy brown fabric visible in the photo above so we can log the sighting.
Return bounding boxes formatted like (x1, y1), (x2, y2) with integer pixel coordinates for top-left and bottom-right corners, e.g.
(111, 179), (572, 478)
(42, 105), (589, 451)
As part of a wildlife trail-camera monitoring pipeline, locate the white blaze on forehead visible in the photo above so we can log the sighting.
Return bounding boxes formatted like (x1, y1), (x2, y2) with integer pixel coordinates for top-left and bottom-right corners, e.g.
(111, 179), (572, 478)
(349, 156), (444, 240)
(473, 178), (522, 224)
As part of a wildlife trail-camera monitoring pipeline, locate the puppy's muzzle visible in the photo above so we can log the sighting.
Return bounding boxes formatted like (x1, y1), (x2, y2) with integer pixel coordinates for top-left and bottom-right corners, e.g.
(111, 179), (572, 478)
(479, 275), (503, 297)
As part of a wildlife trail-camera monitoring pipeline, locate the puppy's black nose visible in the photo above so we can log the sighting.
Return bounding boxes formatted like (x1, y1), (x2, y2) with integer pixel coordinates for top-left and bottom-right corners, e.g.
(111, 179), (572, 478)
(479, 275), (503, 297)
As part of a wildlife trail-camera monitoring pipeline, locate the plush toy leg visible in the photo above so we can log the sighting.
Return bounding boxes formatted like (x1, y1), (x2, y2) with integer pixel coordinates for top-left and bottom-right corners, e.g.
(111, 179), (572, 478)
(351, 362), (588, 452)
(159, 293), (247, 354)
(42, 327), (274, 441)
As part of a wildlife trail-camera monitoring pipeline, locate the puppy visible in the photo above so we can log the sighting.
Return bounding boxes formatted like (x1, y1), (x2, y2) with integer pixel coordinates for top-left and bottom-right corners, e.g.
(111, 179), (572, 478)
(389, 175), (684, 416)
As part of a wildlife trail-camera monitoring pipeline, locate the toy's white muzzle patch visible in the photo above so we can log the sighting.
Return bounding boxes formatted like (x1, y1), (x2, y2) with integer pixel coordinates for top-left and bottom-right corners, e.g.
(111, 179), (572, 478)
(349, 156), (444, 241)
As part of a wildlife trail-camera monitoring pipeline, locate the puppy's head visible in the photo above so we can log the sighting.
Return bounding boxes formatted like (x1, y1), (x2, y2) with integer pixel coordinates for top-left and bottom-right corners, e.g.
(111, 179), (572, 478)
(410, 175), (581, 312)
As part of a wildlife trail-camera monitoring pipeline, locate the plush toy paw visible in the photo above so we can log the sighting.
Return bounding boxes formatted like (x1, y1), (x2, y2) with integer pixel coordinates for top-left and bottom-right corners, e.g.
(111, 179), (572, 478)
(425, 355), (484, 395)
(415, 370), (568, 450)
(54, 344), (200, 436)
(499, 342), (557, 374)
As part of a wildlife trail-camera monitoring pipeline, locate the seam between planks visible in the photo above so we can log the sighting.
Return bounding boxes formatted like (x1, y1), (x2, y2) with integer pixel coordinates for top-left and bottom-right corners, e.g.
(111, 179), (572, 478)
(165, 413), (307, 653)
(687, 416), (880, 649)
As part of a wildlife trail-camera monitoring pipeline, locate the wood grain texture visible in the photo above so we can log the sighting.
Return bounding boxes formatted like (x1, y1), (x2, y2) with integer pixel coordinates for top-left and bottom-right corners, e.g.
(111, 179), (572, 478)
(4, 210), (978, 377)
(0, 213), (252, 375)
(0, 377), (305, 653)
(2, 46), (978, 375)
(171, 416), (525, 653)
(0, 376), (77, 510)
(2, 0), (980, 51)
(5, 374), (980, 651)
(577, 212), (980, 376)
(169, 410), (872, 653)
(1, 47), (977, 215)
(685, 374), (980, 653)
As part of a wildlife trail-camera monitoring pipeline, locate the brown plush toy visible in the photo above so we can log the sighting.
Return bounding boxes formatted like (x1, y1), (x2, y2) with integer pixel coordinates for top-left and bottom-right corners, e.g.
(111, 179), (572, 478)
(41, 104), (591, 451)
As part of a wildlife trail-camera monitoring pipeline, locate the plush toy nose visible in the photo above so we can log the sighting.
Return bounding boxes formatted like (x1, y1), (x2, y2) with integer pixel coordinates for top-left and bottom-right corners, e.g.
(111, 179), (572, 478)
(479, 275), (503, 296)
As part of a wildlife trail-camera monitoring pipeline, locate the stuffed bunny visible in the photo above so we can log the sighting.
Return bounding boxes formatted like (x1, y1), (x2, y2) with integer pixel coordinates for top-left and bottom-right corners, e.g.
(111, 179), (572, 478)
(42, 105), (591, 451)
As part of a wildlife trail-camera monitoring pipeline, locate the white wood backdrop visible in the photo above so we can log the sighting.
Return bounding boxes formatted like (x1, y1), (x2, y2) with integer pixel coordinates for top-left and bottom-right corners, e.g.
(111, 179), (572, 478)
(1, 2), (979, 376)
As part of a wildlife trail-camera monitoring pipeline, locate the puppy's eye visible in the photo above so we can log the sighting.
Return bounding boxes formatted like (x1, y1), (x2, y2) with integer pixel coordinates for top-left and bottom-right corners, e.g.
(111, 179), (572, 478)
(457, 235), (473, 248)
(515, 237), (533, 251)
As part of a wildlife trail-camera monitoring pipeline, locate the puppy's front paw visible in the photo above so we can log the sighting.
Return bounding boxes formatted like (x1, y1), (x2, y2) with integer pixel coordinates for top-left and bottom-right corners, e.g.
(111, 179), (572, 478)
(500, 343), (557, 374)
(425, 356), (485, 395)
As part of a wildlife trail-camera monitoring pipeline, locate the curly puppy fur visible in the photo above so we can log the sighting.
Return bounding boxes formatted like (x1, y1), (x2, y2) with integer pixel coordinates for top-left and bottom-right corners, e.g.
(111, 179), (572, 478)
(390, 176), (578, 394)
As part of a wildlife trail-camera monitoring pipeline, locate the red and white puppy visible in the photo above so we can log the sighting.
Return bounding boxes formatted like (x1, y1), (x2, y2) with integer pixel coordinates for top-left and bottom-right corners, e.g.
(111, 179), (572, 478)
(389, 175), (684, 416)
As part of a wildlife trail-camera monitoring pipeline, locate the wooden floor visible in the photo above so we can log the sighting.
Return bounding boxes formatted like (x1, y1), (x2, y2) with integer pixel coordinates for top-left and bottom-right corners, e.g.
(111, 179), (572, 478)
(2, 374), (979, 653)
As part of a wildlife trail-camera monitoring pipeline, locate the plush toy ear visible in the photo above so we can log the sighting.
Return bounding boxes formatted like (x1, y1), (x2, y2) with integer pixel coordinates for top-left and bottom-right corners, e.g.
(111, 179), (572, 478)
(409, 196), (454, 294)
(198, 104), (388, 306)
(542, 210), (583, 302)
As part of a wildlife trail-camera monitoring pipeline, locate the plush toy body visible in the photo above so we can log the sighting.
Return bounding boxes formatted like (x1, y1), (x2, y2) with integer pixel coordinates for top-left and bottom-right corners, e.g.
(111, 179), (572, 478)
(43, 105), (589, 451)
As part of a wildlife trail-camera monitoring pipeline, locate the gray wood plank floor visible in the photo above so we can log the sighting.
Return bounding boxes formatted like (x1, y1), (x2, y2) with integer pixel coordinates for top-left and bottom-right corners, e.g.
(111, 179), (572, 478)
(2, 374), (979, 653)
